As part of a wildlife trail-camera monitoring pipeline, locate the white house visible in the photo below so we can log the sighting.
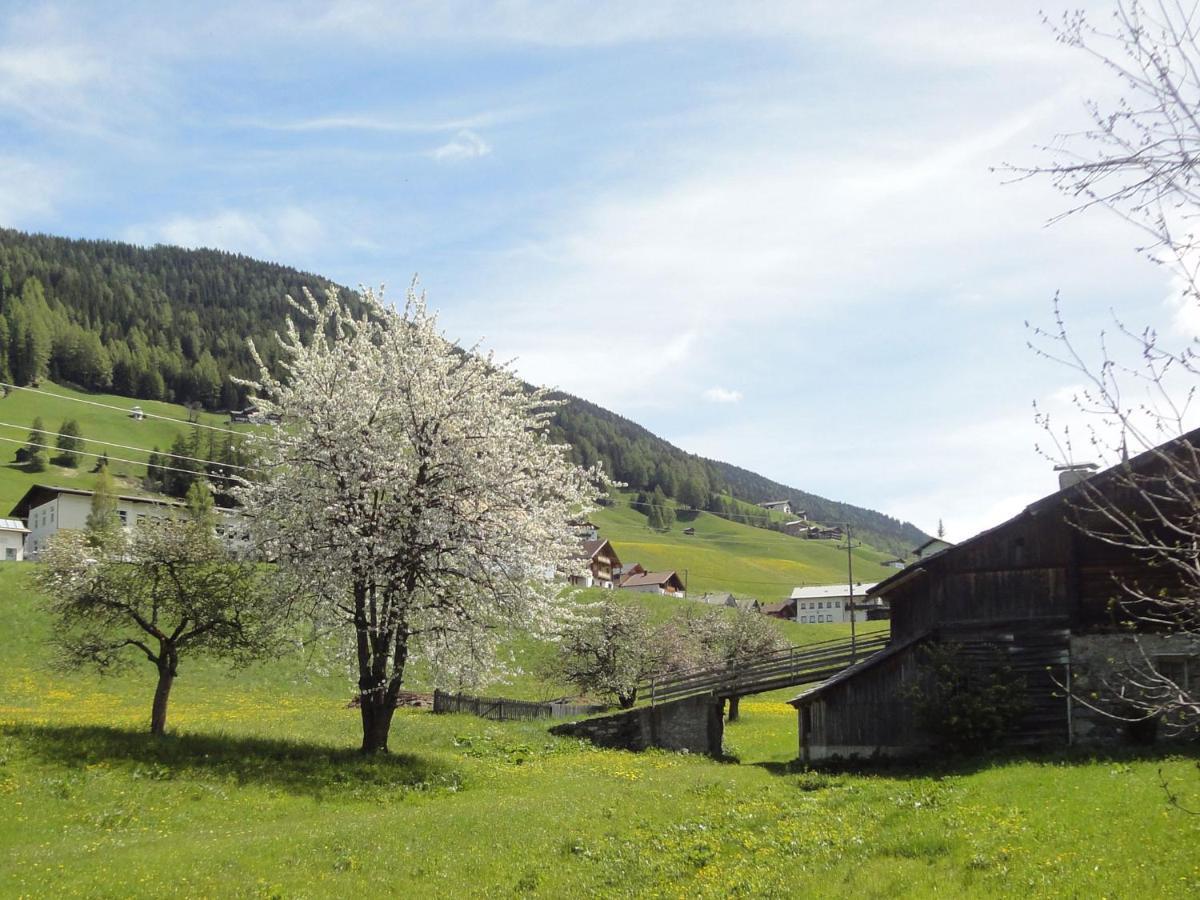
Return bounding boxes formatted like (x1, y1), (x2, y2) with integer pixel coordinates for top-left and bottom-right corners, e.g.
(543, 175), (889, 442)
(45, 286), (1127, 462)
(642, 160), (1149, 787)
(0, 518), (30, 561)
(13, 485), (247, 560)
(789, 583), (880, 624)
(757, 500), (792, 515)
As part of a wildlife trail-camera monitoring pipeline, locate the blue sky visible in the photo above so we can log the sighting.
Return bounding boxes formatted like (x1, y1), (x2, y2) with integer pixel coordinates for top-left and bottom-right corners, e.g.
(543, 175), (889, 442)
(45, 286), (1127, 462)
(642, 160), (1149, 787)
(1, 1), (1187, 540)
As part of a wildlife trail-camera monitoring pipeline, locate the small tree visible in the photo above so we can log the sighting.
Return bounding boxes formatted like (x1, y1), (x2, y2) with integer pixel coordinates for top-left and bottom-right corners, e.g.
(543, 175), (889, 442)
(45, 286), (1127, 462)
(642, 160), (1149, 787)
(691, 607), (789, 719)
(36, 498), (276, 736)
(905, 642), (1029, 755)
(84, 466), (120, 544)
(239, 285), (602, 753)
(20, 416), (47, 471)
(54, 419), (84, 467)
(553, 598), (691, 708)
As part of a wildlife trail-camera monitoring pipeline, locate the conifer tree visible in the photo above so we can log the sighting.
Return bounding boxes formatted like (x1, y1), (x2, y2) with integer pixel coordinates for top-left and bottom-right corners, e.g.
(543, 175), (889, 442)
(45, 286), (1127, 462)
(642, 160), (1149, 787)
(54, 419), (83, 467)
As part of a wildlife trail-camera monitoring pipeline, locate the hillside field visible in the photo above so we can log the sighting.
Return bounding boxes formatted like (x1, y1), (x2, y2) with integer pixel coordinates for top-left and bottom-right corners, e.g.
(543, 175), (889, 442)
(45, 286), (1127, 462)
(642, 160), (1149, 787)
(594, 495), (897, 599)
(0, 381), (239, 513)
(1, 565), (1198, 898)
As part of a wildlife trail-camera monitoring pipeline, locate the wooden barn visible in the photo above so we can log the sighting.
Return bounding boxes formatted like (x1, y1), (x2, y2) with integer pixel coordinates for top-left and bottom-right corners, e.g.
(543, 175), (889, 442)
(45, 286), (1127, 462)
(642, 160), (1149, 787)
(790, 431), (1200, 761)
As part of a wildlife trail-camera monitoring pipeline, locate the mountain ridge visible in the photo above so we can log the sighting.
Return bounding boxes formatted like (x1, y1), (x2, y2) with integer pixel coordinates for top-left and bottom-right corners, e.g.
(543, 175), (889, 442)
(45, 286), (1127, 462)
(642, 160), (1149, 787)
(0, 227), (928, 554)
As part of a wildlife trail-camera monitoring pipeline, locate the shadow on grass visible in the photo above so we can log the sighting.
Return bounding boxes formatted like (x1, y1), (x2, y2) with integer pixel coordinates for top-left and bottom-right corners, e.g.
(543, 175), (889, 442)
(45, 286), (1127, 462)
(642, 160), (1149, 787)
(752, 743), (1200, 780)
(1, 722), (461, 798)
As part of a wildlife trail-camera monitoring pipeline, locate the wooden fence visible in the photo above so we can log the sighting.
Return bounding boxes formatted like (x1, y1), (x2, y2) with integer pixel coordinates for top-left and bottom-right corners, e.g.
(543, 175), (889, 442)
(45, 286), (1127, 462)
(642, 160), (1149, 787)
(432, 690), (607, 722)
(639, 632), (892, 705)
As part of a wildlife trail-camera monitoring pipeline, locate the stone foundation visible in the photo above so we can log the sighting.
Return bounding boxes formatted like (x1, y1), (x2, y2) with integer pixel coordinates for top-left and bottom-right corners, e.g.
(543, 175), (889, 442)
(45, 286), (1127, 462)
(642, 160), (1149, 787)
(550, 692), (724, 756)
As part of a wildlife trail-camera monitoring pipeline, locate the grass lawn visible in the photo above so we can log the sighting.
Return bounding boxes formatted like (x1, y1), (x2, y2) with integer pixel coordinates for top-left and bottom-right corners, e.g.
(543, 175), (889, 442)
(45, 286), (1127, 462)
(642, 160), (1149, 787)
(593, 494), (896, 599)
(2, 564), (1199, 898)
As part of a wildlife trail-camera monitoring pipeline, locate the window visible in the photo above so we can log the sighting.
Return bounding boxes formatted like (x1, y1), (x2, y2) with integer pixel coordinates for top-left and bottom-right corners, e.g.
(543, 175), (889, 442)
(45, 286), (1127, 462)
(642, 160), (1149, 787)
(5, 548), (14, 560)
(1157, 655), (1196, 691)
(118, 510), (128, 526)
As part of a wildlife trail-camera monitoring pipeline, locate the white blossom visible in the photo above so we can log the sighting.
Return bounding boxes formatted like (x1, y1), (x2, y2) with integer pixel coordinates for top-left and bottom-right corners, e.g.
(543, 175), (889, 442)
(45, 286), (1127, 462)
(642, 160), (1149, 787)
(237, 282), (604, 751)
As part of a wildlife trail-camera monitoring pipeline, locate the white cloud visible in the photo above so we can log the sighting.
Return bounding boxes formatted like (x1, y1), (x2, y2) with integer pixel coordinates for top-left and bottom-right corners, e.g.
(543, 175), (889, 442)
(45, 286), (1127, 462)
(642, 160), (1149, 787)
(124, 207), (327, 265)
(240, 107), (528, 135)
(430, 130), (492, 162)
(702, 386), (742, 404)
(0, 156), (67, 223)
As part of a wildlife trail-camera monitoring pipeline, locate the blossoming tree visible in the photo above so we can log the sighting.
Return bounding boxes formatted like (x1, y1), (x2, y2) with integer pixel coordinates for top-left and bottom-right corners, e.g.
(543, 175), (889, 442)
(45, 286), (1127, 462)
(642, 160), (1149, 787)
(240, 285), (602, 753)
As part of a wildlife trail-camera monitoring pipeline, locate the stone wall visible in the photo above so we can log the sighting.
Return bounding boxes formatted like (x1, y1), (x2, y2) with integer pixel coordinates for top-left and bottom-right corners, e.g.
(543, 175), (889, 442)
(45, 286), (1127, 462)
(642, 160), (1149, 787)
(549, 692), (724, 756)
(1069, 633), (1200, 746)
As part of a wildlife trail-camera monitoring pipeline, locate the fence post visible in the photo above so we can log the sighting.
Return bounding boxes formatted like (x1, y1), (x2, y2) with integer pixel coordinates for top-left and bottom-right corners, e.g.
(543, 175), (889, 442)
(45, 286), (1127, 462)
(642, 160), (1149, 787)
(651, 678), (656, 706)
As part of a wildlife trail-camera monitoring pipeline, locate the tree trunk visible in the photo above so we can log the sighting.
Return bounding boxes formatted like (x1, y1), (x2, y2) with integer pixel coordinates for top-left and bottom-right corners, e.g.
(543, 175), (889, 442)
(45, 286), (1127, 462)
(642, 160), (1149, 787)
(727, 695), (740, 722)
(151, 665), (174, 736)
(360, 692), (395, 754)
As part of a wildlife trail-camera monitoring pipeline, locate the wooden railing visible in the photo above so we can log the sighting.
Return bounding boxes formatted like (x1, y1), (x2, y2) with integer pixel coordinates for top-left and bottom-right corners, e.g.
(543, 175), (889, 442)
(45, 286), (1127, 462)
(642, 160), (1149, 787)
(639, 632), (891, 705)
(432, 690), (607, 722)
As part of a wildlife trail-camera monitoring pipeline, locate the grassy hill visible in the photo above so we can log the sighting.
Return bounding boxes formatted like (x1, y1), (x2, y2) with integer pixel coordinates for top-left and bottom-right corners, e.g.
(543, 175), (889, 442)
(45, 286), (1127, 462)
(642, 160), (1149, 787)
(593, 493), (896, 599)
(0, 381), (240, 514)
(1, 565), (1196, 898)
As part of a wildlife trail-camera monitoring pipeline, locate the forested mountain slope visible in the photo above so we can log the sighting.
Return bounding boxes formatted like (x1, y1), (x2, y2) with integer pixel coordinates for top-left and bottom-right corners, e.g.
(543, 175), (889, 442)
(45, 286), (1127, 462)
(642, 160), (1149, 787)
(0, 228), (928, 553)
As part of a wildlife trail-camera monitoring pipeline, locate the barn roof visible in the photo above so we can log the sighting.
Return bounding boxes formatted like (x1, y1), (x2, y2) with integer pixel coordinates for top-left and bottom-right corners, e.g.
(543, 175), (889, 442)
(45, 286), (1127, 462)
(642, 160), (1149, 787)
(621, 570), (683, 589)
(787, 632), (930, 707)
(868, 424), (1200, 601)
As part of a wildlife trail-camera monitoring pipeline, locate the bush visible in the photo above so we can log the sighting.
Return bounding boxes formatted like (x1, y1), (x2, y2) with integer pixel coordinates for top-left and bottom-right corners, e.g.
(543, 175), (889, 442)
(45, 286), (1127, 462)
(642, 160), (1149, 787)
(905, 642), (1028, 754)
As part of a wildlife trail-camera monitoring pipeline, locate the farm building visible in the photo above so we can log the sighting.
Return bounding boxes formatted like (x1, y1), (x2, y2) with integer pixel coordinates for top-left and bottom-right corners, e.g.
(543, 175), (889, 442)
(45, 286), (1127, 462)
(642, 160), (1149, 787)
(760, 599), (797, 620)
(790, 432), (1200, 761)
(571, 539), (621, 589)
(620, 570), (685, 597)
(757, 500), (792, 515)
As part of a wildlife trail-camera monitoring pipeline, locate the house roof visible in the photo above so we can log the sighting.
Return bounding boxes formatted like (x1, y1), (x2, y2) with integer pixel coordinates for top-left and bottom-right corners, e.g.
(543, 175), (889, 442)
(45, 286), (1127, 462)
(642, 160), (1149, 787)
(9, 485), (242, 521)
(758, 500), (790, 507)
(0, 517), (29, 532)
(869, 424), (1200, 601)
(10, 484), (187, 519)
(787, 632), (929, 707)
(621, 570), (682, 589)
(759, 599), (795, 614)
(578, 538), (616, 561)
(790, 583), (877, 601)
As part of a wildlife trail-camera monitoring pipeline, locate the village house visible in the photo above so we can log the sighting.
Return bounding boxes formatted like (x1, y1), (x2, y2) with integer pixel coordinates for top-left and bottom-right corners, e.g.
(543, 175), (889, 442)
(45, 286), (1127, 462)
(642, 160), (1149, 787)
(619, 570), (685, 597)
(570, 538), (621, 589)
(760, 598), (797, 620)
(789, 433), (1200, 761)
(805, 525), (844, 541)
(757, 499), (792, 515)
(0, 518), (30, 561)
(789, 583), (882, 623)
(912, 537), (953, 559)
(12, 484), (248, 560)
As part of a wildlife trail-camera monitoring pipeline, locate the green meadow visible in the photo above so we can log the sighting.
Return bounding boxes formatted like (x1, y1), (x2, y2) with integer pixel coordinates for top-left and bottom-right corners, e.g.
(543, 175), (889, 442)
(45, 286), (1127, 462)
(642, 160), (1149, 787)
(0, 381), (241, 513)
(2, 565), (1198, 898)
(593, 495), (896, 599)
